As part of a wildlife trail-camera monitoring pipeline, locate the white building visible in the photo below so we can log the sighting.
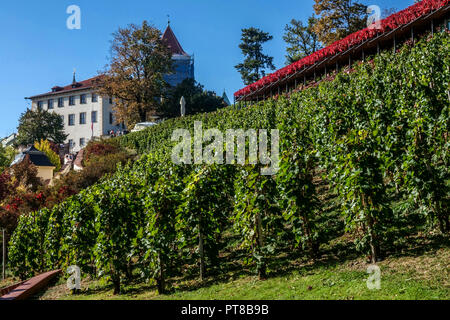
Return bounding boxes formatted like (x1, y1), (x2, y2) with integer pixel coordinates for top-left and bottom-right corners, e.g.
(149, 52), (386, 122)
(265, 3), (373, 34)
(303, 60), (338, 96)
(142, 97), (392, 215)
(1, 133), (17, 148)
(25, 24), (193, 152)
(26, 75), (123, 152)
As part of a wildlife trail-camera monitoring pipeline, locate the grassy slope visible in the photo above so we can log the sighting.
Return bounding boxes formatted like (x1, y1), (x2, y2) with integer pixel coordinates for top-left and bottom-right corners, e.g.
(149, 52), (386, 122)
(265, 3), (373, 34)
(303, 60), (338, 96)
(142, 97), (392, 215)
(38, 237), (449, 300)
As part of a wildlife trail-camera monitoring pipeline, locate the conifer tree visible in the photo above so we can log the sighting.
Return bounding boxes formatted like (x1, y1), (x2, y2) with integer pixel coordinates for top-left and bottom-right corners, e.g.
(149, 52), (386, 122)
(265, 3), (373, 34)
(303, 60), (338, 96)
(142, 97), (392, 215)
(235, 27), (275, 85)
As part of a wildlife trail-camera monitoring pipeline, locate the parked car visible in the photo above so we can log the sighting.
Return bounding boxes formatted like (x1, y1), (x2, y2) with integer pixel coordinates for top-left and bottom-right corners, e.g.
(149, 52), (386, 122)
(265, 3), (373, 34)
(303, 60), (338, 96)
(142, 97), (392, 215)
(131, 122), (157, 133)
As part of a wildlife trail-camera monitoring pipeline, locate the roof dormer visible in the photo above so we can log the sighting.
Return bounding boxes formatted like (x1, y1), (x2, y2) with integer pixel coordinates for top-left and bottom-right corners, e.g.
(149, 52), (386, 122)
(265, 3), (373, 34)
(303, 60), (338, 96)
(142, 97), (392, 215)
(52, 86), (63, 92)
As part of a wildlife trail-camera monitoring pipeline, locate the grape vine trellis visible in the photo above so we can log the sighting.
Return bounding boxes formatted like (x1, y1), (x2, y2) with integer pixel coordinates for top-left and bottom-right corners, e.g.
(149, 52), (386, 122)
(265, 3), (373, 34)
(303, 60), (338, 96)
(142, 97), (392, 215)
(7, 31), (449, 293)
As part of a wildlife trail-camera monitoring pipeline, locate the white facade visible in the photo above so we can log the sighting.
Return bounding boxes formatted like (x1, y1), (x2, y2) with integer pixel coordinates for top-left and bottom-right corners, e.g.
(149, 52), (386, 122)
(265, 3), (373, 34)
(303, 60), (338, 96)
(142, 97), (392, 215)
(29, 85), (123, 152)
(25, 26), (193, 152)
(1, 133), (17, 147)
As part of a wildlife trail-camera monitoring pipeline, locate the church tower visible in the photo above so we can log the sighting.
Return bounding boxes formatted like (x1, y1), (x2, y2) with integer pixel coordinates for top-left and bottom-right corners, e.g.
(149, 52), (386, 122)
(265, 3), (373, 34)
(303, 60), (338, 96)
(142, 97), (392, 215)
(162, 23), (195, 87)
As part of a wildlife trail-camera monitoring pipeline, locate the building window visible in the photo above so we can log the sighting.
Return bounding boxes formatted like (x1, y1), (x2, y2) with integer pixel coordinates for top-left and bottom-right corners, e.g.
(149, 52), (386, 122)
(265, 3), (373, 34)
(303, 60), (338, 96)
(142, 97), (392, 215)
(68, 139), (74, 148)
(48, 99), (54, 109)
(37, 101), (43, 111)
(109, 97), (113, 104)
(69, 96), (75, 106)
(79, 112), (86, 124)
(91, 111), (98, 123)
(92, 93), (98, 103)
(60, 115), (64, 123)
(109, 112), (113, 125)
(58, 97), (64, 108)
(80, 94), (87, 104)
(80, 138), (86, 147)
(68, 114), (75, 126)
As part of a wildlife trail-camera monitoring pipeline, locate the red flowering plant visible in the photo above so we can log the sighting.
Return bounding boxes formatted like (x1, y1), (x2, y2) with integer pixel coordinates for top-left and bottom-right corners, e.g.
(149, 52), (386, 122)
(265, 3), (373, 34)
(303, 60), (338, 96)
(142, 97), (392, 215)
(0, 192), (42, 234)
(0, 184), (78, 235)
(235, 0), (450, 99)
(0, 163), (78, 235)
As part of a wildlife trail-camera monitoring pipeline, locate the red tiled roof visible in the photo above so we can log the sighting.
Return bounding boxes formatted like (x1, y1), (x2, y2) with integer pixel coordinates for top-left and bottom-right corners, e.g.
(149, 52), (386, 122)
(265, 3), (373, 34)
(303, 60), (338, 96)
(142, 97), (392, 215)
(27, 26), (189, 100)
(26, 75), (104, 99)
(27, 25), (189, 99)
(162, 25), (188, 56)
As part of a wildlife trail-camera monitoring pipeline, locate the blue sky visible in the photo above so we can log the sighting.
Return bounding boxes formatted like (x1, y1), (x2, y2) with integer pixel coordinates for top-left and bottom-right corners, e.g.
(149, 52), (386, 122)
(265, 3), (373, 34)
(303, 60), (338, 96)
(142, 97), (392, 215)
(0, 0), (413, 138)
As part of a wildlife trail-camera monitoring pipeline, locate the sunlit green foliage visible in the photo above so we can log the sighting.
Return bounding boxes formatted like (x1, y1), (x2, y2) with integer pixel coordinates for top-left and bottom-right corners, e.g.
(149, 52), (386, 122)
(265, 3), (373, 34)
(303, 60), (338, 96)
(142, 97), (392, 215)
(8, 31), (449, 293)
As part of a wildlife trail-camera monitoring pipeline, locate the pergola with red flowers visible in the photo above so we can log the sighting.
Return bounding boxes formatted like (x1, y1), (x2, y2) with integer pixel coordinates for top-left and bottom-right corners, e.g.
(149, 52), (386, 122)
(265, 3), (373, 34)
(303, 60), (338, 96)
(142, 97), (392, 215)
(234, 0), (450, 103)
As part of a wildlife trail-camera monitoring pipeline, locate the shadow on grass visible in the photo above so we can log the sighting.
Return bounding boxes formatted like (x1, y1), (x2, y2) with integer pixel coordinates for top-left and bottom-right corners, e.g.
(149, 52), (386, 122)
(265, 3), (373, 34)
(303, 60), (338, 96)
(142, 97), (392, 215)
(61, 231), (449, 298)
(384, 233), (450, 258)
(120, 237), (360, 296)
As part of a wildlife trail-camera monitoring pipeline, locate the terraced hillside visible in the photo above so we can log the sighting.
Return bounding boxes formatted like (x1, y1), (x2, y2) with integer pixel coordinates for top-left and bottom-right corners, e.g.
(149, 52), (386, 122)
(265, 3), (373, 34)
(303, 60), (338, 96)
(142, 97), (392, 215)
(7, 31), (449, 298)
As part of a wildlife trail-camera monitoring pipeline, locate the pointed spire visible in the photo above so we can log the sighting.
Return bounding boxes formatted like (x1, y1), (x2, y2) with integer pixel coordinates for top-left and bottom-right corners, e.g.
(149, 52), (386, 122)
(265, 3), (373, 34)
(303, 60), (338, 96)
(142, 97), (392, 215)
(72, 68), (76, 84)
(162, 22), (188, 56)
(222, 90), (231, 106)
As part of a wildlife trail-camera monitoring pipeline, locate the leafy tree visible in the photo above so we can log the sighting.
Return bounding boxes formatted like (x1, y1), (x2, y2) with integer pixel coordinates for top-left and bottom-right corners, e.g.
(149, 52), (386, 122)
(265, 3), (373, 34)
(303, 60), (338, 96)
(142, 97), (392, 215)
(91, 170), (143, 295)
(313, 0), (367, 46)
(138, 158), (185, 294)
(43, 202), (68, 270)
(160, 79), (226, 118)
(10, 157), (42, 191)
(177, 165), (234, 281)
(15, 109), (68, 147)
(276, 144), (321, 257)
(398, 34), (450, 233)
(58, 193), (97, 275)
(60, 151), (131, 193)
(8, 209), (51, 279)
(84, 140), (119, 163)
(0, 171), (12, 202)
(97, 21), (173, 127)
(34, 139), (61, 172)
(233, 165), (281, 279)
(235, 27), (276, 85)
(0, 145), (15, 170)
(283, 16), (322, 64)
